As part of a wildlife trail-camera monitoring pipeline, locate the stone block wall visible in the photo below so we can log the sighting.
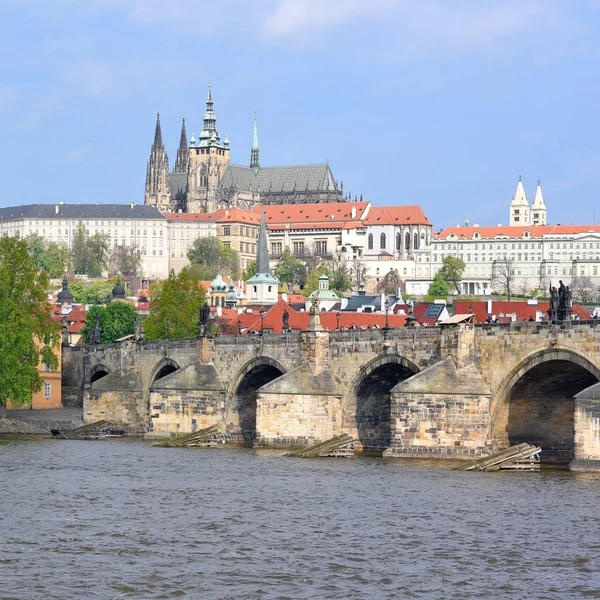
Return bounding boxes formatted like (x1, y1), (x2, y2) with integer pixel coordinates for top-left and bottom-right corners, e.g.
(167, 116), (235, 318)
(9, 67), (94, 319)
(84, 389), (145, 428)
(148, 390), (226, 437)
(256, 392), (341, 447)
(385, 360), (491, 458)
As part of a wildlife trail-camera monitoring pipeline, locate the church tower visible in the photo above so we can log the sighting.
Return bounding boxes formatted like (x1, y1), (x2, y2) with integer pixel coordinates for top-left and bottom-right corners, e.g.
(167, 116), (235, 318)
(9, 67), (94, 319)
(530, 180), (547, 226)
(174, 118), (189, 174)
(509, 176), (529, 226)
(250, 113), (260, 170)
(246, 211), (279, 305)
(144, 113), (172, 211)
(187, 85), (230, 213)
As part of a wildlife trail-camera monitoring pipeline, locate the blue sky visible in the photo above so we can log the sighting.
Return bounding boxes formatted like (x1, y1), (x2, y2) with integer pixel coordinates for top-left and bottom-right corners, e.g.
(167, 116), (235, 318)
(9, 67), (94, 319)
(2, 0), (600, 230)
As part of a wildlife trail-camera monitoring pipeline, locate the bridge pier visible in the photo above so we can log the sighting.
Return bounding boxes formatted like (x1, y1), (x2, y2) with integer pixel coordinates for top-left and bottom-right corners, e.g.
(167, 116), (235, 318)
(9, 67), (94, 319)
(383, 358), (492, 459)
(570, 383), (600, 471)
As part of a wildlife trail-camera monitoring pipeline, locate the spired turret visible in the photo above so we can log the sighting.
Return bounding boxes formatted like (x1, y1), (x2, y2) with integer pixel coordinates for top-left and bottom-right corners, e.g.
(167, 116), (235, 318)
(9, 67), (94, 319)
(509, 176), (529, 226)
(530, 180), (547, 226)
(144, 113), (172, 211)
(246, 211), (279, 305)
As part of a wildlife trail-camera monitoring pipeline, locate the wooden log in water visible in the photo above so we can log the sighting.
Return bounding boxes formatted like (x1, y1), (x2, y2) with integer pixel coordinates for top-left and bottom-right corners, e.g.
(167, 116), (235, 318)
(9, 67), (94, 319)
(455, 443), (541, 472)
(285, 433), (355, 458)
(153, 425), (219, 448)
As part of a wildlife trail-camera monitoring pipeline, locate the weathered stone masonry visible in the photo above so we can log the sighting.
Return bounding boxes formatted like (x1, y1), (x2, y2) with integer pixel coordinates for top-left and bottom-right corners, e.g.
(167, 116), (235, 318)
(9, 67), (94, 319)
(63, 321), (600, 470)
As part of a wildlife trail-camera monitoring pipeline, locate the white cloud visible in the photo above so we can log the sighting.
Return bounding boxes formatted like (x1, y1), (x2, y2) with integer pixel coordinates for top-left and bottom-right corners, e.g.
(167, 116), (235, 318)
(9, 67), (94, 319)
(57, 143), (93, 163)
(262, 0), (395, 38)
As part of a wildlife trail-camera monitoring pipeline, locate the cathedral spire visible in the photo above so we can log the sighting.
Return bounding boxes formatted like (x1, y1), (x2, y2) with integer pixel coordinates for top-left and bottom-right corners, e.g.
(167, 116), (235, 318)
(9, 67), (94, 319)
(250, 112), (260, 170)
(203, 84), (216, 133)
(174, 118), (189, 173)
(145, 112), (171, 211)
(153, 113), (163, 147)
(256, 210), (270, 276)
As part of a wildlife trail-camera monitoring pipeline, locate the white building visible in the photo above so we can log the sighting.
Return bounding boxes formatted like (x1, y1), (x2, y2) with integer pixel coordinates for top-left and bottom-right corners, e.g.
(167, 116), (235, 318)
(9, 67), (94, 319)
(0, 203), (170, 280)
(411, 224), (600, 296)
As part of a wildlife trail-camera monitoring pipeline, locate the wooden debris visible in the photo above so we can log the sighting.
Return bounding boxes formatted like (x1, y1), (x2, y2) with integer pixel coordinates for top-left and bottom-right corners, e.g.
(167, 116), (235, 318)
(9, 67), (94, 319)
(285, 433), (355, 458)
(153, 425), (219, 448)
(51, 420), (126, 440)
(455, 443), (542, 472)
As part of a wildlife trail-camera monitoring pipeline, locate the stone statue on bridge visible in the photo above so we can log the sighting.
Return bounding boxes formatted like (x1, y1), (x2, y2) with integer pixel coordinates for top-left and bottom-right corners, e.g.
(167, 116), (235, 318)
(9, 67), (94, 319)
(92, 311), (102, 345)
(198, 302), (212, 338)
(282, 309), (289, 332)
(548, 281), (572, 323)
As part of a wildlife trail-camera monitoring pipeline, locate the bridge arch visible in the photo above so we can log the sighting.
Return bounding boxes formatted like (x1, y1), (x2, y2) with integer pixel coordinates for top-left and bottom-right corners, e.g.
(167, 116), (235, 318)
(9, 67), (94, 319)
(343, 354), (419, 454)
(491, 348), (600, 462)
(226, 356), (287, 444)
(90, 363), (110, 385)
(148, 358), (181, 387)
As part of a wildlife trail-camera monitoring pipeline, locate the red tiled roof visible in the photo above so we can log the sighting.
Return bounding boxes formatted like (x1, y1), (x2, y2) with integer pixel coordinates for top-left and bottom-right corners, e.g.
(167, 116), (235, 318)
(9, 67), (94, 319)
(215, 208), (260, 224)
(437, 225), (600, 239)
(67, 322), (85, 333)
(453, 301), (591, 323)
(222, 299), (407, 333)
(253, 202), (369, 231)
(362, 205), (431, 226)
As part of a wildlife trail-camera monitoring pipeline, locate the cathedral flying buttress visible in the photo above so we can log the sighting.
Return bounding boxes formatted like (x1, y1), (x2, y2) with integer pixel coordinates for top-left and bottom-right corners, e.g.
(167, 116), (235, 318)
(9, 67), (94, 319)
(144, 85), (346, 214)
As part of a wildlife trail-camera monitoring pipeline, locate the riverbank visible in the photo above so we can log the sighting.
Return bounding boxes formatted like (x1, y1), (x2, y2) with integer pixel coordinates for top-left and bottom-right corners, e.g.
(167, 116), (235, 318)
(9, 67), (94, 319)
(0, 407), (83, 435)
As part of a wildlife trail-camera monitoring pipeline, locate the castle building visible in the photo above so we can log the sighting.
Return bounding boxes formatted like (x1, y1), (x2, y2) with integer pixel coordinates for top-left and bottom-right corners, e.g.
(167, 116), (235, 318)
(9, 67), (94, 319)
(144, 86), (344, 214)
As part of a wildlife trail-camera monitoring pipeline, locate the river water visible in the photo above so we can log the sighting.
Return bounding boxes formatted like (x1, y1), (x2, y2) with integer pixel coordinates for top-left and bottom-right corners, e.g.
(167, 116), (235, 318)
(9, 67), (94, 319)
(1, 439), (600, 600)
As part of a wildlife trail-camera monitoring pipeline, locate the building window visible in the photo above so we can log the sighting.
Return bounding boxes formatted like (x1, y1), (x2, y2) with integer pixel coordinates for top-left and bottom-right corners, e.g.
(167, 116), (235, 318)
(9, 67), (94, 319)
(368, 234), (373, 250)
(380, 233), (386, 250)
(223, 225), (231, 236)
(43, 382), (51, 398)
(414, 232), (419, 251)
(405, 232), (410, 251)
(293, 241), (305, 256)
(315, 240), (327, 254)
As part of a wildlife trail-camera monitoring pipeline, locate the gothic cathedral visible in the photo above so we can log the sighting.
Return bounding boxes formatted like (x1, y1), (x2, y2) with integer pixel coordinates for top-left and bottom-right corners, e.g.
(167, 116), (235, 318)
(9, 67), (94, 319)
(144, 86), (345, 214)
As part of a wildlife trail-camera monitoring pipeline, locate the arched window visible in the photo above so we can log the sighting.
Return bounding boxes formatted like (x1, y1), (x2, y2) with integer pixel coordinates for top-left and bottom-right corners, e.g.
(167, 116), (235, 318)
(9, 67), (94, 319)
(413, 232), (419, 251)
(396, 232), (401, 251)
(380, 233), (386, 250)
(405, 231), (410, 251)
(368, 233), (373, 250)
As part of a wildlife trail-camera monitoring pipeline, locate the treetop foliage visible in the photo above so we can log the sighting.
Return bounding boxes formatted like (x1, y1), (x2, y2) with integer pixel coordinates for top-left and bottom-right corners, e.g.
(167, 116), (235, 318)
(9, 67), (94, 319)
(187, 237), (240, 280)
(81, 302), (138, 345)
(0, 235), (60, 407)
(143, 267), (207, 340)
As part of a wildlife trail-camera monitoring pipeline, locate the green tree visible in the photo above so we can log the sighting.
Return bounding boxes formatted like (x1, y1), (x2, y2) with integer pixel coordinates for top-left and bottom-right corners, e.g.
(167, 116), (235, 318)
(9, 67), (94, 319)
(25, 234), (70, 278)
(439, 255), (466, 295)
(242, 260), (256, 280)
(325, 259), (352, 293)
(25, 233), (47, 267)
(428, 272), (450, 297)
(0, 235), (60, 411)
(69, 280), (114, 305)
(188, 237), (240, 280)
(143, 267), (206, 340)
(302, 267), (323, 296)
(81, 302), (138, 345)
(43, 241), (70, 278)
(71, 221), (109, 277)
(274, 247), (306, 290)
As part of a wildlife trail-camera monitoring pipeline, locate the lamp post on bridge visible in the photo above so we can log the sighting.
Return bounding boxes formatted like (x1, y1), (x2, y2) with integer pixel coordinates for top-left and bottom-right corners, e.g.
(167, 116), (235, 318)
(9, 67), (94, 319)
(260, 309), (266, 337)
(384, 299), (390, 331)
(237, 319), (242, 336)
(336, 311), (340, 331)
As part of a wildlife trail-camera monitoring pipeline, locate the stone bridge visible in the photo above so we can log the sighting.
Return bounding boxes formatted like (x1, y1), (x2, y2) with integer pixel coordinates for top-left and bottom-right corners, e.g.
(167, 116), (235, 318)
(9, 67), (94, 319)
(62, 321), (600, 470)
